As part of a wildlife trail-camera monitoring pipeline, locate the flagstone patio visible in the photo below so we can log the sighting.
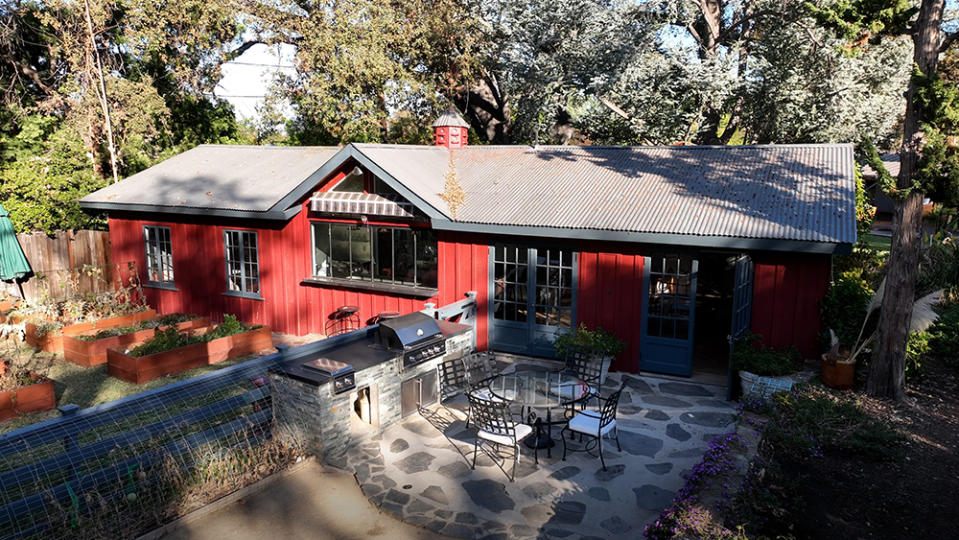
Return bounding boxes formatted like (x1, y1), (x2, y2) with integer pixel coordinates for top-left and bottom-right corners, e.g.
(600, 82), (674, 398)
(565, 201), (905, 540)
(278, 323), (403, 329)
(328, 363), (738, 539)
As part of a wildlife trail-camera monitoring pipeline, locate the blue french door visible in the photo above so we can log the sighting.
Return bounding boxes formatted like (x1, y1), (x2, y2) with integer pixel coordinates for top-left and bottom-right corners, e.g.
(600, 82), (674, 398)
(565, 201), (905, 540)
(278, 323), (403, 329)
(641, 255), (698, 376)
(489, 244), (577, 358)
(727, 255), (754, 397)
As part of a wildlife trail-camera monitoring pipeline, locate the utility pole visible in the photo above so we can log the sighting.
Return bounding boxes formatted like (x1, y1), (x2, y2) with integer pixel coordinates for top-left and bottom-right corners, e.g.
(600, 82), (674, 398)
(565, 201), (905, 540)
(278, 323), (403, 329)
(83, 0), (119, 183)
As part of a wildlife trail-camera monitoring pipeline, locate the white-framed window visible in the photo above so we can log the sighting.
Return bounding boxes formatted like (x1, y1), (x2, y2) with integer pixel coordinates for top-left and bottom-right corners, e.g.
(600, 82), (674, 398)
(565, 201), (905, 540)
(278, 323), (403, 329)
(311, 222), (438, 288)
(143, 225), (174, 284)
(224, 230), (260, 296)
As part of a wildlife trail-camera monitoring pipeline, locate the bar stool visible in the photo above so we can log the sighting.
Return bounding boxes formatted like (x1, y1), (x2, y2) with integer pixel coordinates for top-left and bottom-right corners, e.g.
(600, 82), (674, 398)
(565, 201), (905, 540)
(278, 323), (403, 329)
(325, 305), (360, 336)
(372, 310), (400, 324)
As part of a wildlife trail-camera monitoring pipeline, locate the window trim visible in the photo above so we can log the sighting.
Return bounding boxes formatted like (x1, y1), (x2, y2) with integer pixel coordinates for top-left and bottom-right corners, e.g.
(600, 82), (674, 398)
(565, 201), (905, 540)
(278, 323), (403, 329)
(309, 221), (438, 290)
(223, 229), (262, 299)
(143, 225), (174, 286)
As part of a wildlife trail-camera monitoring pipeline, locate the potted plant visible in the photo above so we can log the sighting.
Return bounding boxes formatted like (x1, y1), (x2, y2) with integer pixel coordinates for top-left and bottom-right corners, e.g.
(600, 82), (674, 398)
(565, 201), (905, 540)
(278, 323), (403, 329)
(554, 323), (626, 384)
(732, 332), (802, 397)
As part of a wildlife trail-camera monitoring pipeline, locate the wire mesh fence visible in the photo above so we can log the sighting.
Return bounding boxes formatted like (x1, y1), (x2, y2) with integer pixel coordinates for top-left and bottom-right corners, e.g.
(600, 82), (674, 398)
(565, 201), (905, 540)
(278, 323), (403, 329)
(0, 351), (299, 540)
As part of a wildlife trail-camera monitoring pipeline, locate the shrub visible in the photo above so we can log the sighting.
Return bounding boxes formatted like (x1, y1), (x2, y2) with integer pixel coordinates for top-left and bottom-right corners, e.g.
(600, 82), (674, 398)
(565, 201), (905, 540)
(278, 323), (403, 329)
(554, 323), (626, 358)
(928, 299), (959, 366)
(820, 272), (874, 348)
(917, 234), (959, 296)
(906, 331), (931, 381)
(763, 385), (902, 461)
(731, 332), (801, 376)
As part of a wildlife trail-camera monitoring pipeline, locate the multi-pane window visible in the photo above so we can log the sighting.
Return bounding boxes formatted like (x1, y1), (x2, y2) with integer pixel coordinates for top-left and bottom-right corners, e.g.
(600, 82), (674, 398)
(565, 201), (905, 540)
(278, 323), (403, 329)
(311, 222), (437, 288)
(493, 245), (574, 328)
(534, 249), (574, 328)
(224, 230), (260, 295)
(143, 226), (173, 284)
(646, 255), (695, 340)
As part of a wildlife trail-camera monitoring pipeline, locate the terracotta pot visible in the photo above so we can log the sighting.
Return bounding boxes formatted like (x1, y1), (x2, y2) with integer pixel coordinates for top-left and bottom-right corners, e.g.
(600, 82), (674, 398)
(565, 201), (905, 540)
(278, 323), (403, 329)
(821, 353), (855, 390)
(107, 326), (273, 384)
(0, 378), (55, 420)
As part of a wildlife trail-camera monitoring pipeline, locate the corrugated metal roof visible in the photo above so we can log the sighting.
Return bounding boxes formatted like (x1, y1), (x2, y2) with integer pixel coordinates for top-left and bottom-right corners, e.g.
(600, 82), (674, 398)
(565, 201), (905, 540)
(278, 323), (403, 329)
(861, 153), (900, 179)
(354, 143), (857, 245)
(80, 144), (340, 212)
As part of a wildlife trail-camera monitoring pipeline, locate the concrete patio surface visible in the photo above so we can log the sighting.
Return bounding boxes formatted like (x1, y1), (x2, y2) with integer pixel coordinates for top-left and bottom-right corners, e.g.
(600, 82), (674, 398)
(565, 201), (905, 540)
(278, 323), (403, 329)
(329, 365), (737, 539)
(151, 459), (449, 540)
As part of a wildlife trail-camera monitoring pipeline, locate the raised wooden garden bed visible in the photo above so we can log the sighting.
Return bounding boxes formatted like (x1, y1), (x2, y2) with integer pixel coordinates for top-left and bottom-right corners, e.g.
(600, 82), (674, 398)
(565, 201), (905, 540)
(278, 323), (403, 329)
(107, 326), (273, 384)
(0, 377), (55, 421)
(62, 317), (212, 367)
(24, 309), (157, 353)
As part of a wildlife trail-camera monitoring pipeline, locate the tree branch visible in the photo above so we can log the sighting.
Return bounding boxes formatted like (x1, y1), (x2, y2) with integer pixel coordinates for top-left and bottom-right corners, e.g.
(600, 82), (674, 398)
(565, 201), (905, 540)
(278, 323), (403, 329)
(940, 31), (959, 53)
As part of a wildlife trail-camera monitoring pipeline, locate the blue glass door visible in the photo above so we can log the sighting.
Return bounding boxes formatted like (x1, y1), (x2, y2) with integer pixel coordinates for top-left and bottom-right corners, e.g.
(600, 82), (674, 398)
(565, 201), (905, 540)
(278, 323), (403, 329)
(727, 255), (754, 397)
(490, 244), (576, 357)
(641, 255), (698, 376)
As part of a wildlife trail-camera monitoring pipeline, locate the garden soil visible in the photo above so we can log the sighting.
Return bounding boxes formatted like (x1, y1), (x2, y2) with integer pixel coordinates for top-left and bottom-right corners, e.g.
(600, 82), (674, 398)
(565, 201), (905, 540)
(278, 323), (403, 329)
(789, 357), (959, 539)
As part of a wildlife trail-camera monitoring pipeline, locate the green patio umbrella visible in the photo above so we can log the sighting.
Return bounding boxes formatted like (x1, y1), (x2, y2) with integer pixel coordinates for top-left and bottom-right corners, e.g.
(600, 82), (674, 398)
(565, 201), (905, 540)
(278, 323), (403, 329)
(0, 203), (31, 297)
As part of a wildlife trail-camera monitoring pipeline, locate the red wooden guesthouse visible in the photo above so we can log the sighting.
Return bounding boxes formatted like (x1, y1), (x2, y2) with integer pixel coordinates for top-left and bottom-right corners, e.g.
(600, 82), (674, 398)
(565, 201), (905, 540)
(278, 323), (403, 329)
(80, 111), (855, 382)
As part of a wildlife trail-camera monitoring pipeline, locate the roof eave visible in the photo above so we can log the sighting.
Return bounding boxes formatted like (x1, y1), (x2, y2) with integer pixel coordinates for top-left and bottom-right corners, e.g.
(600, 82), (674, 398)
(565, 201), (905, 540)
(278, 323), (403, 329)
(431, 221), (853, 254)
(78, 200), (300, 221)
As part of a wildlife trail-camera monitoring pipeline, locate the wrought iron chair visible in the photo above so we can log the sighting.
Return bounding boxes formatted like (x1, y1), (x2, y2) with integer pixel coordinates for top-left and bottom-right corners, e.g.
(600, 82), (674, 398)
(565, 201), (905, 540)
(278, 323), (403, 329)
(467, 393), (533, 482)
(462, 351), (508, 427)
(438, 352), (469, 403)
(561, 345), (603, 407)
(560, 382), (626, 471)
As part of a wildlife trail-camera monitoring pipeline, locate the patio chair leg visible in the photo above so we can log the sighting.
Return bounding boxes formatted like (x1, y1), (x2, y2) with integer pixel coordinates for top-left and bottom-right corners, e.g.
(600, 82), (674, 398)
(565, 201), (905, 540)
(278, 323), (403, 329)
(614, 426), (622, 452)
(598, 434), (607, 471)
(472, 439), (479, 470)
(561, 428), (568, 461)
(510, 444), (517, 482)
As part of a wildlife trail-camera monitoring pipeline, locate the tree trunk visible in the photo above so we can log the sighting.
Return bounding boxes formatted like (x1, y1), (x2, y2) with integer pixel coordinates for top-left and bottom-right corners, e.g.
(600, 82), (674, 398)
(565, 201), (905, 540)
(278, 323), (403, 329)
(867, 0), (945, 400)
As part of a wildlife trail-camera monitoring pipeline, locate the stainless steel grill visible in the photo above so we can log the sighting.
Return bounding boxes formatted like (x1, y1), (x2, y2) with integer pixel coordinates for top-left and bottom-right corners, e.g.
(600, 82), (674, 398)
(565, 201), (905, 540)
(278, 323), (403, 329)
(376, 312), (446, 370)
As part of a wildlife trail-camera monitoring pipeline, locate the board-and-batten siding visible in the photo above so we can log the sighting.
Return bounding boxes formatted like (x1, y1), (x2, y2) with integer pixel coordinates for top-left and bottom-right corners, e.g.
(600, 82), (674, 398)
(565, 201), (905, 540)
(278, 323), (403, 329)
(750, 253), (831, 359)
(106, 213), (489, 350)
(576, 248), (645, 374)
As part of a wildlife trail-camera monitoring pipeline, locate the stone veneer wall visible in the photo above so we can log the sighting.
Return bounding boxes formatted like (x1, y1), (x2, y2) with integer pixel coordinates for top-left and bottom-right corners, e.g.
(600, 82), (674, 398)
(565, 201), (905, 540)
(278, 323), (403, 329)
(271, 329), (473, 459)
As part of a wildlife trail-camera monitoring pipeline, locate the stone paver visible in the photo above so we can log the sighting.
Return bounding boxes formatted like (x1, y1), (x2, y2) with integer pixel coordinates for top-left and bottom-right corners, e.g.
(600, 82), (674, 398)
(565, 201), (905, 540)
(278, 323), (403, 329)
(336, 371), (736, 539)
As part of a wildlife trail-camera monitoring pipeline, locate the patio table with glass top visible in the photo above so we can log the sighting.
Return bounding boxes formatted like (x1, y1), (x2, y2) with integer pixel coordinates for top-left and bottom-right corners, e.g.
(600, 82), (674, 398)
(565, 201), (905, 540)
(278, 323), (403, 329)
(487, 368), (591, 457)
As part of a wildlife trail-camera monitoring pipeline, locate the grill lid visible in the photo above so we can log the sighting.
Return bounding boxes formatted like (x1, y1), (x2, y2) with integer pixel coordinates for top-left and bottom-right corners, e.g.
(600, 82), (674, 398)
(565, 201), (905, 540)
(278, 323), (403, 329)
(377, 312), (442, 350)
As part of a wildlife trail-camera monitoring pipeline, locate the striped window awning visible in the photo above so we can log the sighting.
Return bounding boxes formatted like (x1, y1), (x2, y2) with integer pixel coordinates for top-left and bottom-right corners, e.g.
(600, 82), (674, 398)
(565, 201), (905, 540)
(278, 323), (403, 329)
(309, 191), (414, 217)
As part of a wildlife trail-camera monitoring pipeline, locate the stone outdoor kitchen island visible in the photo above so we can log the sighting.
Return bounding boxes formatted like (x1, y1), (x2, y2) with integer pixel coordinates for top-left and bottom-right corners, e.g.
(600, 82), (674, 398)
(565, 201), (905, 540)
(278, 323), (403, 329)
(270, 312), (473, 458)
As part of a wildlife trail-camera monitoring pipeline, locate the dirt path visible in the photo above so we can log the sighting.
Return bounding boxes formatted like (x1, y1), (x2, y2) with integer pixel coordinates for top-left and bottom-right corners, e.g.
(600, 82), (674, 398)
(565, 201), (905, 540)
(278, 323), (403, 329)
(147, 460), (450, 540)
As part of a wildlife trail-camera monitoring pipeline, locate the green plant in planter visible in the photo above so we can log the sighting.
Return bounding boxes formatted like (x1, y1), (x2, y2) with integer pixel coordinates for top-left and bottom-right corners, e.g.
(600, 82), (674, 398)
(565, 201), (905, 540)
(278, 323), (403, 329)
(731, 332), (801, 376)
(554, 323), (626, 358)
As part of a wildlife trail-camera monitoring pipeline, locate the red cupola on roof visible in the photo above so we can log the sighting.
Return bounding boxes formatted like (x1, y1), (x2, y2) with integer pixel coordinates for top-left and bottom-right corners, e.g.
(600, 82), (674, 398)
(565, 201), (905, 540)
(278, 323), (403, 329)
(432, 108), (470, 149)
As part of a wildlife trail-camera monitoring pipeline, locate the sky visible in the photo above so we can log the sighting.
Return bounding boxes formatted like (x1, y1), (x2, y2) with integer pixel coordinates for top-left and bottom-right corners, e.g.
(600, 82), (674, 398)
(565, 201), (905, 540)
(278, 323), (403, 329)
(215, 43), (296, 120)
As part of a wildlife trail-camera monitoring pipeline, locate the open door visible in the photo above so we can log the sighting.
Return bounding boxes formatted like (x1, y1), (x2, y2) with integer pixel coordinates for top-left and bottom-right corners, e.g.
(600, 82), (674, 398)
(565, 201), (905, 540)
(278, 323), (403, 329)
(727, 254), (753, 399)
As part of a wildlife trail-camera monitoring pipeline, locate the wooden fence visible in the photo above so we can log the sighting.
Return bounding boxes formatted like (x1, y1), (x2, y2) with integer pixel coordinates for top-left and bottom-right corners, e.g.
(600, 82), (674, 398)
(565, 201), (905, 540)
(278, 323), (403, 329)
(0, 296), (479, 540)
(0, 230), (113, 301)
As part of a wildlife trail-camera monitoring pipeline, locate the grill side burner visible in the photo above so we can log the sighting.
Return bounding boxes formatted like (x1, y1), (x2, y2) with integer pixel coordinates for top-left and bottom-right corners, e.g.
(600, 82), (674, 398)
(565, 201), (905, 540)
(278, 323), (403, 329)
(303, 357), (356, 394)
(376, 312), (447, 370)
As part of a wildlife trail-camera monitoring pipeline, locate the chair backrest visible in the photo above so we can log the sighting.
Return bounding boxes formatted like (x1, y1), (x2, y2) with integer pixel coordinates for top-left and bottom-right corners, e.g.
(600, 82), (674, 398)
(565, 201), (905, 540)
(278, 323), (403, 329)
(463, 351), (496, 389)
(598, 382), (626, 430)
(564, 345), (602, 384)
(467, 393), (516, 439)
(438, 353), (468, 401)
